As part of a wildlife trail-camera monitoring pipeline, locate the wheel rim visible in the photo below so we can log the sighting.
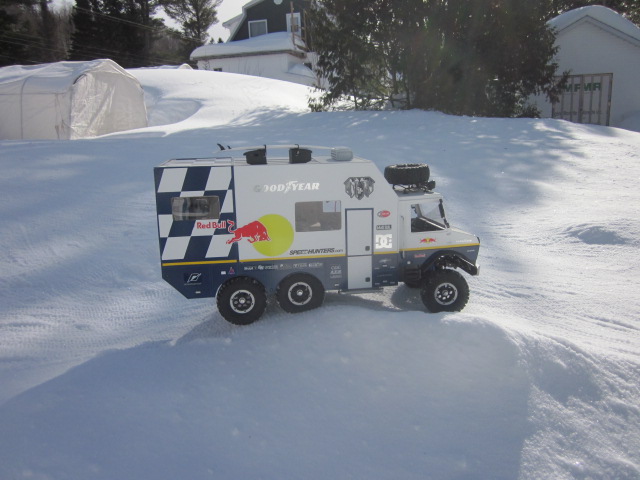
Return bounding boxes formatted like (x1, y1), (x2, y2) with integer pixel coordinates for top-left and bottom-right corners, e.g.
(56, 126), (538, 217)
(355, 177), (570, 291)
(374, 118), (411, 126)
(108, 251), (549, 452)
(434, 282), (458, 306)
(287, 282), (312, 306)
(230, 289), (256, 314)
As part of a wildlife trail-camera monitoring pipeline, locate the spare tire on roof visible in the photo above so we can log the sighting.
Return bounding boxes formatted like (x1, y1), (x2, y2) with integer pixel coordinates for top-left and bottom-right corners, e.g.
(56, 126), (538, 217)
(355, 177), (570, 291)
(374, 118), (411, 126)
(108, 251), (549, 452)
(384, 163), (430, 185)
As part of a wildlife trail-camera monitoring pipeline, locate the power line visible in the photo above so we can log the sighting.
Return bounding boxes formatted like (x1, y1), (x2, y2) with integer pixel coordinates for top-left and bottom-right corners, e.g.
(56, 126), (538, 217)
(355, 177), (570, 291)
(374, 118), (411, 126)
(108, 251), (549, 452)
(0, 32), (185, 67)
(72, 5), (203, 43)
(1, 1), (213, 66)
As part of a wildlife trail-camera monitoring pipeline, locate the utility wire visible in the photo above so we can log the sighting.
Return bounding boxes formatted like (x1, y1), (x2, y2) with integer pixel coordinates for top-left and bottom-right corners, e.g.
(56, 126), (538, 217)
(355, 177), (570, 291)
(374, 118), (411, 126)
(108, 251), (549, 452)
(1, 2), (213, 66)
(72, 5), (203, 43)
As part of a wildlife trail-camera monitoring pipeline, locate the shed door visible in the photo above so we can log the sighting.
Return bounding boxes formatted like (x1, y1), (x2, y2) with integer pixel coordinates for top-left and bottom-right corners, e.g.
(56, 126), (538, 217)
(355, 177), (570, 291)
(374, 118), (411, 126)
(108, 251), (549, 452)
(346, 209), (373, 289)
(552, 73), (613, 126)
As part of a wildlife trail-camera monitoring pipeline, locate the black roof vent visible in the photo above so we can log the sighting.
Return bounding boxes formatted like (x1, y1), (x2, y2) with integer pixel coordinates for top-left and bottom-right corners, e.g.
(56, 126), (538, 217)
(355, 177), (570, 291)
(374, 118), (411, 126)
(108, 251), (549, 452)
(289, 146), (312, 163)
(244, 147), (266, 165)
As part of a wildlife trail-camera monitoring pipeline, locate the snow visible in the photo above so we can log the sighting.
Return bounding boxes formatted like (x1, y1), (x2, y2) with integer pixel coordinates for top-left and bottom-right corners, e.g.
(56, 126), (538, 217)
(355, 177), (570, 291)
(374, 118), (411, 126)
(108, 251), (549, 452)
(1, 68), (640, 479)
(549, 5), (640, 43)
(191, 32), (305, 60)
(620, 111), (640, 133)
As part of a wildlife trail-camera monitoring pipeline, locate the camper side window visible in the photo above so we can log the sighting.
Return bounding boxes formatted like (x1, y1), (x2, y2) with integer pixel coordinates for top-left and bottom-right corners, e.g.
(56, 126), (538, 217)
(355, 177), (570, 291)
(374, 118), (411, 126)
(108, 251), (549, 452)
(295, 201), (341, 232)
(171, 196), (220, 221)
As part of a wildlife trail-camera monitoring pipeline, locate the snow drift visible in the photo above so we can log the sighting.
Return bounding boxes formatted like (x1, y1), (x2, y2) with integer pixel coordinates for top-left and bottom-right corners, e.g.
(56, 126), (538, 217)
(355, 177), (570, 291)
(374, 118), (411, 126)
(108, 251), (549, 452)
(0, 69), (639, 480)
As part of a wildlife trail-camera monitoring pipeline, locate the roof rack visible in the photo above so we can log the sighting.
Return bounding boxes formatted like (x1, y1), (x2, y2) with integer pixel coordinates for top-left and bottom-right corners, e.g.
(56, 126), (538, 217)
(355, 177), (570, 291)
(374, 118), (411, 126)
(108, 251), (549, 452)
(392, 180), (437, 194)
(214, 144), (354, 165)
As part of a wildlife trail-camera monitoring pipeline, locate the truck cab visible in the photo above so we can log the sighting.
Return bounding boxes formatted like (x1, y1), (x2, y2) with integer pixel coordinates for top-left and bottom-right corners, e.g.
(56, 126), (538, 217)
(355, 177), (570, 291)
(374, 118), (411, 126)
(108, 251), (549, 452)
(398, 193), (480, 279)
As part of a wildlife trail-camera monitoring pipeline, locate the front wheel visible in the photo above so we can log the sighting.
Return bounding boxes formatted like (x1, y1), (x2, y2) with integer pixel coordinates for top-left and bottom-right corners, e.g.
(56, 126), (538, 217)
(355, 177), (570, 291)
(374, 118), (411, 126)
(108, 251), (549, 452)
(421, 269), (469, 313)
(217, 277), (267, 325)
(276, 274), (325, 313)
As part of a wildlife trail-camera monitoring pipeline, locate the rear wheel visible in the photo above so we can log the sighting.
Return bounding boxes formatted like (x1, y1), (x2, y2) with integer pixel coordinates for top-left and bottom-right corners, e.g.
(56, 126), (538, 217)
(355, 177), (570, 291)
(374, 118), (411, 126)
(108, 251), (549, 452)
(276, 274), (325, 313)
(217, 277), (267, 325)
(421, 269), (469, 313)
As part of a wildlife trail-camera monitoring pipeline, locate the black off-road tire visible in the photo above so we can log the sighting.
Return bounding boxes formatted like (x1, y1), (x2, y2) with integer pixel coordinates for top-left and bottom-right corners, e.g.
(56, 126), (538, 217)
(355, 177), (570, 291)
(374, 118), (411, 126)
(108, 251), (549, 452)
(421, 269), (469, 313)
(276, 273), (325, 313)
(384, 163), (430, 185)
(217, 277), (267, 325)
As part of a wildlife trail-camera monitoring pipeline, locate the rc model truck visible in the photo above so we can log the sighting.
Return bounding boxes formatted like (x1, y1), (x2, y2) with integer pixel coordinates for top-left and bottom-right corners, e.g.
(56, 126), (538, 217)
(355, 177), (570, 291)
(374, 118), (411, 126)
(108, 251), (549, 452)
(154, 145), (480, 325)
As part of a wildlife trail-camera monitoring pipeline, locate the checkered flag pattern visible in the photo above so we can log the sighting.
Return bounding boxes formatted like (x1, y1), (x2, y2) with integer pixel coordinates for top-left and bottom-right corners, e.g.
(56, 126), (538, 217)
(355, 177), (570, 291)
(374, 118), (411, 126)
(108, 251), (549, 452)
(155, 165), (236, 262)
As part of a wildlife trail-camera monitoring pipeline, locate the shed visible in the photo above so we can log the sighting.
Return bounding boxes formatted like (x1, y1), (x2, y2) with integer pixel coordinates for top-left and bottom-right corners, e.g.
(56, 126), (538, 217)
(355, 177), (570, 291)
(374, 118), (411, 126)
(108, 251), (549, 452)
(0, 59), (148, 140)
(534, 6), (640, 128)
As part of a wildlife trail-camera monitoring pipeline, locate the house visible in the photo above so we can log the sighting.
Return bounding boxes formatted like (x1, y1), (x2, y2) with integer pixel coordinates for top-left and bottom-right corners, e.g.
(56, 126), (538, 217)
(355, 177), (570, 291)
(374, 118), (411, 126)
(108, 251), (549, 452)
(533, 6), (640, 128)
(191, 0), (316, 86)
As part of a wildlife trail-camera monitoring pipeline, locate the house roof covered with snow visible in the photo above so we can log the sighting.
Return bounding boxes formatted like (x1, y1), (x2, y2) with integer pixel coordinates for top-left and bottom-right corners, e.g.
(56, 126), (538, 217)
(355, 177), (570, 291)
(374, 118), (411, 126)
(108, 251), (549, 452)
(191, 32), (306, 60)
(549, 5), (640, 47)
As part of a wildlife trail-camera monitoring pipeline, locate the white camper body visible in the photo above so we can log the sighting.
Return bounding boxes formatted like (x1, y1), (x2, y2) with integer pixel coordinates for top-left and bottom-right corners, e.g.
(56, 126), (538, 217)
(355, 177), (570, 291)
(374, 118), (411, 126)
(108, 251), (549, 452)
(154, 146), (480, 324)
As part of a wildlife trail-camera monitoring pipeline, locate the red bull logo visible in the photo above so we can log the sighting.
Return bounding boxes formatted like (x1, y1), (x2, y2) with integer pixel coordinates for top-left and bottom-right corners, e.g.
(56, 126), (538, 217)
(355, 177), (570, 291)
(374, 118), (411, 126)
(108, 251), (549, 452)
(420, 237), (437, 244)
(227, 221), (271, 244)
(227, 214), (294, 257)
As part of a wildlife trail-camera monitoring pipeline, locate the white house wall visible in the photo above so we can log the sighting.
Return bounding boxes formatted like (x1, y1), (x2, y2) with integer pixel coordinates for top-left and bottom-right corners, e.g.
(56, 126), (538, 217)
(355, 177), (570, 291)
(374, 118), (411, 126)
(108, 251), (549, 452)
(197, 53), (315, 86)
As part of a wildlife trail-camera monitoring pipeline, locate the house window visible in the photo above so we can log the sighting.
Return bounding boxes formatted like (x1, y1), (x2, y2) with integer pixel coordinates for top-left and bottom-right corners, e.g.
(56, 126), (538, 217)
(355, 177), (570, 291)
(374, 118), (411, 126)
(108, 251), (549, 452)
(249, 20), (268, 38)
(287, 12), (301, 33)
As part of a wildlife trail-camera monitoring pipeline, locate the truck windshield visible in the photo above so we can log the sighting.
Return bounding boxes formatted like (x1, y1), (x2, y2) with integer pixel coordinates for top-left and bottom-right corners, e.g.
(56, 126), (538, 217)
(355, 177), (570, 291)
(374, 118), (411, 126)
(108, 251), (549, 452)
(410, 200), (449, 232)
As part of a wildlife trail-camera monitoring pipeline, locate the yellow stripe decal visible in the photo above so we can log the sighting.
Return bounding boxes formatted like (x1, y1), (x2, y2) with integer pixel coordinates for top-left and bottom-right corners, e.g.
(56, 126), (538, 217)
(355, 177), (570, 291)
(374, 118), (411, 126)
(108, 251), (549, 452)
(162, 245), (477, 267)
(162, 254), (346, 267)
(162, 259), (238, 267)
(401, 243), (480, 252)
(240, 254), (346, 263)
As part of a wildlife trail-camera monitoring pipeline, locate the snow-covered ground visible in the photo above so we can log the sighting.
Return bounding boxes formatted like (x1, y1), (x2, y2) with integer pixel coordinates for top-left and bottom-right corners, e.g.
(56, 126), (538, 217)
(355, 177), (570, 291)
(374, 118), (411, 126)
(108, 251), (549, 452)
(1, 69), (639, 480)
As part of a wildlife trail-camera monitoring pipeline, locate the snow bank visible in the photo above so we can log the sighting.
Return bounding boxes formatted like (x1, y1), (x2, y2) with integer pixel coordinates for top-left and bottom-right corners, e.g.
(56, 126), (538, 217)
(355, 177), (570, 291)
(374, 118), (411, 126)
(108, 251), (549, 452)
(128, 68), (310, 129)
(620, 111), (640, 132)
(0, 71), (639, 480)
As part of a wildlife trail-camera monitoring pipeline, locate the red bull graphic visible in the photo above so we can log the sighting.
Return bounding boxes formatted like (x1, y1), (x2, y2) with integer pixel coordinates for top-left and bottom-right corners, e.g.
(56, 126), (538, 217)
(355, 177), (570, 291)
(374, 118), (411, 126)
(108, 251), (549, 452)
(421, 237), (437, 244)
(226, 214), (295, 257)
(227, 220), (271, 244)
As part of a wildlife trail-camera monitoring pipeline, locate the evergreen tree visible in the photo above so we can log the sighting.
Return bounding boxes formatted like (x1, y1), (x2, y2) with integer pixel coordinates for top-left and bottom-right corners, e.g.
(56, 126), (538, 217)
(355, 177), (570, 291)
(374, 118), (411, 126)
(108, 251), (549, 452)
(308, 0), (390, 110)
(70, 0), (163, 66)
(161, 0), (221, 50)
(0, 0), (31, 65)
(68, 0), (101, 61)
(1, 0), (68, 65)
(309, 0), (565, 116)
(38, 0), (57, 61)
